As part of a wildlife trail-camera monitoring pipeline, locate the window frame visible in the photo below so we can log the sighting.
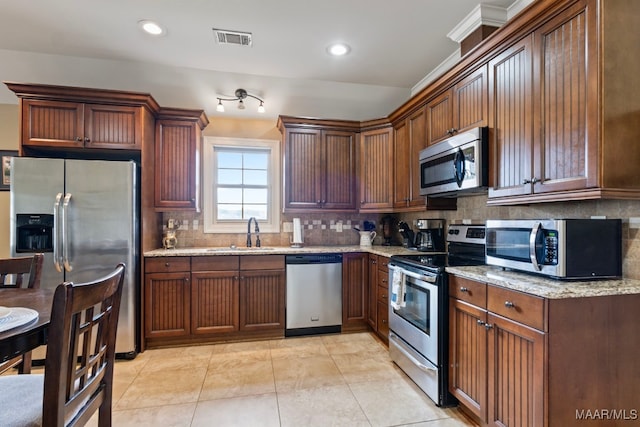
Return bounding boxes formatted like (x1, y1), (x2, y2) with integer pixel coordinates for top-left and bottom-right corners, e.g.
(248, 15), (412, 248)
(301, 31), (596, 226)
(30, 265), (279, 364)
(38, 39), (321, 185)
(203, 136), (281, 234)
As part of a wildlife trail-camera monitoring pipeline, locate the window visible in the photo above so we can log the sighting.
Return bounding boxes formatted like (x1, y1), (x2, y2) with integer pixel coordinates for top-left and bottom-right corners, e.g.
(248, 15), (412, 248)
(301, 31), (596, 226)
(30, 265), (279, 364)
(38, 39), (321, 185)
(203, 137), (280, 233)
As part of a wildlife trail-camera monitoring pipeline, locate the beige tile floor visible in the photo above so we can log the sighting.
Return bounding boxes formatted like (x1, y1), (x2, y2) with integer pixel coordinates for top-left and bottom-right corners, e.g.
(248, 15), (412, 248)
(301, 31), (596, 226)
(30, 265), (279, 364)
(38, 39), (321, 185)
(10, 332), (479, 426)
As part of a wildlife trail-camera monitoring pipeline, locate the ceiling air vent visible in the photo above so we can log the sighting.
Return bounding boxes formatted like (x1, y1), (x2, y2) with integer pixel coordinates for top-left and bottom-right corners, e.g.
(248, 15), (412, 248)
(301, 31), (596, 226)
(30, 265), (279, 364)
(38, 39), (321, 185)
(213, 29), (253, 47)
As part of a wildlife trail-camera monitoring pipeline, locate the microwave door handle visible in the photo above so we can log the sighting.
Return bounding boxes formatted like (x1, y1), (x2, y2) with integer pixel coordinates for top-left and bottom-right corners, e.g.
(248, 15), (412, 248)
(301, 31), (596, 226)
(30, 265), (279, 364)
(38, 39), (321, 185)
(529, 222), (542, 271)
(453, 148), (465, 187)
(53, 193), (63, 272)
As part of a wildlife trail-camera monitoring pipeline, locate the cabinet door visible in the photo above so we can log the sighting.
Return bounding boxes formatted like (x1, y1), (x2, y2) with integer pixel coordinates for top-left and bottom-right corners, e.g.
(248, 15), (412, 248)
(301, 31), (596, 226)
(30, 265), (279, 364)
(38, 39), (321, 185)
(144, 272), (191, 338)
(191, 271), (239, 334)
(359, 127), (393, 211)
(408, 108), (428, 207)
(449, 298), (488, 421)
(367, 255), (378, 329)
(84, 104), (141, 150)
(239, 270), (285, 332)
(283, 128), (323, 210)
(342, 253), (369, 331)
(393, 119), (410, 209)
(453, 65), (488, 133)
(427, 89), (453, 146)
(323, 130), (357, 210)
(154, 119), (199, 210)
(487, 313), (545, 427)
(488, 36), (535, 199)
(21, 99), (85, 148)
(376, 300), (389, 340)
(533, 0), (597, 194)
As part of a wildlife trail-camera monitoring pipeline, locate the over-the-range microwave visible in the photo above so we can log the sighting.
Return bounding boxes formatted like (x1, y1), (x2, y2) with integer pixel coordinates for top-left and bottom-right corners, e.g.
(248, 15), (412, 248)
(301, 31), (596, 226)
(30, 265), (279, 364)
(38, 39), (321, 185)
(485, 219), (622, 279)
(419, 126), (488, 197)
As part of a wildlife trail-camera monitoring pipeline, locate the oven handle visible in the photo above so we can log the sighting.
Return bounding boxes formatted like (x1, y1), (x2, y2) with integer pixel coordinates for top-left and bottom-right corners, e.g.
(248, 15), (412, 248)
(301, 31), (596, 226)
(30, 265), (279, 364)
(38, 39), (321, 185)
(389, 264), (436, 283)
(529, 222), (542, 271)
(390, 333), (438, 372)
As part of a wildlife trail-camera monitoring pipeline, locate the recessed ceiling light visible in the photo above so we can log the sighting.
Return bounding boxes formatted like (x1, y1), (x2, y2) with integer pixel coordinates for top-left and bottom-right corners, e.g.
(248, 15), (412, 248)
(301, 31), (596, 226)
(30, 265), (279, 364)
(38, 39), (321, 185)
(138, 20), (166, 36)
(327, 43), (351, 56)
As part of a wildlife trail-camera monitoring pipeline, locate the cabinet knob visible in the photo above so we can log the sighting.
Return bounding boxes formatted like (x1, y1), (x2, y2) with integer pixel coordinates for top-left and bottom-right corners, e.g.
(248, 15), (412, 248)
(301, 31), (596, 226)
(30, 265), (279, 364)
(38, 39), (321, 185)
(234, 276), (239, 280)
(504, 301), (516, 308)
(317, 200), (322, 205)
(381, 279), (387, 283)
(460, 287), (469, 292)
(75, 136), (82, 142)
(165, 262), (170, 267)
(381, 319), (387, 324)
(382, 294), (387, 298)
(360, 201), (365, 204)
(485, 323), (494, 330)
(84, 137), (90, 143)
(531, 177), (540, 184)
(476, 319), (485, 326)
(523, 179), (532, 184)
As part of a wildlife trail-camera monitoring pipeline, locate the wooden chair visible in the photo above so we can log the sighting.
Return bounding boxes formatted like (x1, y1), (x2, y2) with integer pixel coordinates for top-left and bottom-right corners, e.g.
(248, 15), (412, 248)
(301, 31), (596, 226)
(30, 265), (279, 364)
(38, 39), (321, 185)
(0, 263), (126, 427)
(0, 253), (44, 374)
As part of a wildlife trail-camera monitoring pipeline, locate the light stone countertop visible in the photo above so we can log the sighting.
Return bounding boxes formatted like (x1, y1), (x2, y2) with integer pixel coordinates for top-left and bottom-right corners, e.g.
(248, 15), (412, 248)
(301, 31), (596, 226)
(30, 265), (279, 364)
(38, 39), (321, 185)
(446, 265), (640, 299)
(144, 245), (419, 258)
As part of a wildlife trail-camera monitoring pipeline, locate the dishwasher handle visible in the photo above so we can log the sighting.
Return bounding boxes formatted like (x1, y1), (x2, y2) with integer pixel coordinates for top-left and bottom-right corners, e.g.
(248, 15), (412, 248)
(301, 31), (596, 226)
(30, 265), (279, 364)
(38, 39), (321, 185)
(286, 254), (343, 264)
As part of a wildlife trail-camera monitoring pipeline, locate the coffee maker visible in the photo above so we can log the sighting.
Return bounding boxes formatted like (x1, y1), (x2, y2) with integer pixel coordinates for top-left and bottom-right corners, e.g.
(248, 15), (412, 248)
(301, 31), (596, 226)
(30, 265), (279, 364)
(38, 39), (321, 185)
(414, 219), (446, 252)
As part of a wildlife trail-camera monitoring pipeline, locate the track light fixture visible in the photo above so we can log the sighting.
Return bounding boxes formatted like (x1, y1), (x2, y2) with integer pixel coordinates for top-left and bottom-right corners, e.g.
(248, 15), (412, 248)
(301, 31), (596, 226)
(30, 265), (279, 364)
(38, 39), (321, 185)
(216, 88), (265, 113)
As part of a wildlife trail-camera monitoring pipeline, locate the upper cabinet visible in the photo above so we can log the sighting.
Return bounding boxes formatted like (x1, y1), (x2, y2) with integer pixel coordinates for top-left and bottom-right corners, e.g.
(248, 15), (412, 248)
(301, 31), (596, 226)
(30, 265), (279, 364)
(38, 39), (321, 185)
(5, 82), (159, 155)
(359, 124), (394, 212)
(427, 65), (488, 146)
(487, 0), (640, 205)
(154, 108), (209, 211)
(278, 116), (359, 212)
(393, 109), (425, 210)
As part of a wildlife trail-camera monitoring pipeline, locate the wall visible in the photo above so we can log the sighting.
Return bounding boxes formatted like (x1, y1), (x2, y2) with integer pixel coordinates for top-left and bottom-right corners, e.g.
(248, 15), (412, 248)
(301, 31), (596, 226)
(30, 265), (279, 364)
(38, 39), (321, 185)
(0, 104), (19, 258)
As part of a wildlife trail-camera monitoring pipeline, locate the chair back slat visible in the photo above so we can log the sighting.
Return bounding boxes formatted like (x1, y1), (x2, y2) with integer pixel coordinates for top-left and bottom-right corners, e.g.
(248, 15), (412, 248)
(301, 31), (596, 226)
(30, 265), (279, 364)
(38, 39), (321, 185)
(42, 263), (126, 427)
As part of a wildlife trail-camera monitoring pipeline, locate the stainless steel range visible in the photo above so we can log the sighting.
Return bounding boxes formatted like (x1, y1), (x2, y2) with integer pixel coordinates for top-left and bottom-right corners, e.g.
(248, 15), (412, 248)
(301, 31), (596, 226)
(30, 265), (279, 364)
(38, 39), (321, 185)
(388, 224), (485, 406)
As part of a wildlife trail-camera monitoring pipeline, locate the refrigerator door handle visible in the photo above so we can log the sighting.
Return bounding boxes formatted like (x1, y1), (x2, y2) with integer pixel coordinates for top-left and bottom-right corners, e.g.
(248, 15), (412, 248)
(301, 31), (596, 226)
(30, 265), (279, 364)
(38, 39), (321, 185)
(53, 193), (64, 272)
(62, 193), (73, 272)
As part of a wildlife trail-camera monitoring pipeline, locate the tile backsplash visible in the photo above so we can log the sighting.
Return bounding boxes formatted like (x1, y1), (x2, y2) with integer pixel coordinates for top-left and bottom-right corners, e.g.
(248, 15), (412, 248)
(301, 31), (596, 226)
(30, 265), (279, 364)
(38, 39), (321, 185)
(162, 195), (640, 279)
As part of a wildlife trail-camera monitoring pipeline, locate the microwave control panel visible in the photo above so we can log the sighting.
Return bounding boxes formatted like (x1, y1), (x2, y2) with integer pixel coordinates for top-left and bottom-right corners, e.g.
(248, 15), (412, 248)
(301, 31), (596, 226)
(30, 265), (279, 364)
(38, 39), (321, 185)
(543, 230), (558, 264)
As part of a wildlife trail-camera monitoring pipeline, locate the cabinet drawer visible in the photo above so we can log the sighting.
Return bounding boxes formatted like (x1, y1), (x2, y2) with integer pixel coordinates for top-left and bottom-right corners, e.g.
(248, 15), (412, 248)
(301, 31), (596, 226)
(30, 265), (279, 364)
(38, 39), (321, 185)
(377, 269), (389, 289)
(191, 256), (239, 272)
(377, 256), (389, 273)
(487, 285), (545, 331)
(240, 255), (285, 270)
(145, 257), (190, 273)
(377, 285), (389, 303)
(449, 275), (487, 308)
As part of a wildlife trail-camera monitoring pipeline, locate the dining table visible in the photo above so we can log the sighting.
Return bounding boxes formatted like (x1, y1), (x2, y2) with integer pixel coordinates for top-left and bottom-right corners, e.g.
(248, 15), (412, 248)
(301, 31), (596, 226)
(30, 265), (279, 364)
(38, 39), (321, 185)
(0, 288), (54, 364)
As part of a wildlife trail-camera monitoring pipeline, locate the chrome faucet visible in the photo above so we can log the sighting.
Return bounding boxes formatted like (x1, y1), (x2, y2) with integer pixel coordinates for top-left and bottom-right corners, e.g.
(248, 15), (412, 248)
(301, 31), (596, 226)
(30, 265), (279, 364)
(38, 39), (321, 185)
(246, 217), (261, 248)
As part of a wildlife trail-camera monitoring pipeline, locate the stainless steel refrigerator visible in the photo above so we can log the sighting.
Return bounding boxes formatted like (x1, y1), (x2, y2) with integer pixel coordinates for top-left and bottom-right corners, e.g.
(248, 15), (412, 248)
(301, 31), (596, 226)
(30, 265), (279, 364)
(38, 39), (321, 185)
(10, 157), (139, 358)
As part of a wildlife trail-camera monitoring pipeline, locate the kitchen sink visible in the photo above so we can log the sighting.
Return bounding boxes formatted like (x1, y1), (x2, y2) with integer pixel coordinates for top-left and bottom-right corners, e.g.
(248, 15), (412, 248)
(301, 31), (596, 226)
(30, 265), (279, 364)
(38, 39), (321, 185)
(206, 247), (275, 252)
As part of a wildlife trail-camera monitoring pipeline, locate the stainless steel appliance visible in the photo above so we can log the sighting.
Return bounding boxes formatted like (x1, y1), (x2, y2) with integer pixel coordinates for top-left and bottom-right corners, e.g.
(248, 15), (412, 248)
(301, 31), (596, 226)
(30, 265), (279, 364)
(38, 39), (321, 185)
(10, 157), (139, 358)
(388, 224), (486, 406)
(419, 127), (488, 197)
(414, 219), (445, 252)
(285, 254), (342, 336)
(486, 219), (622, 279)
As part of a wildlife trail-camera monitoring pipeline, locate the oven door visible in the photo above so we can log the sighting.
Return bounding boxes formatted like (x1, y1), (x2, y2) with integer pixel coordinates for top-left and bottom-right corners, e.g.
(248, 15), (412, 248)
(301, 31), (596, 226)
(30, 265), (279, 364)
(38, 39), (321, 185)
(388, 265), (439, 365)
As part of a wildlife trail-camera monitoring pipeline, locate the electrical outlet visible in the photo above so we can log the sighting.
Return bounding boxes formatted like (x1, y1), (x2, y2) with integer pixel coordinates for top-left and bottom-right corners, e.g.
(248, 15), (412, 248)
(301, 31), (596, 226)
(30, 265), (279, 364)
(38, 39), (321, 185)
(336, 222), (343, 232)
(167, 219), (175, 229)
(192, 219), (199, 230)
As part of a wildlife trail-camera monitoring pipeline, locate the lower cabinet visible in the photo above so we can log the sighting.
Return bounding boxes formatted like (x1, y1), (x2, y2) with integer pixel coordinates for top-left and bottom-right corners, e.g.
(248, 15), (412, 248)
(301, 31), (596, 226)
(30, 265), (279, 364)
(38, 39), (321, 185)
(366, 254), (390, 343)
(449, 273), (640, 427)
(342, 252), (369, 332)
(144, 255), (285, 347)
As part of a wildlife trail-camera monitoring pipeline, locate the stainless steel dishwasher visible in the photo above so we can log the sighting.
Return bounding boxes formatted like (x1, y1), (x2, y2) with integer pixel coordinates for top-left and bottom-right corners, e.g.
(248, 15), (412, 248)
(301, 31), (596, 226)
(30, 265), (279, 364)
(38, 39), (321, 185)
(285, 254), (342, 337)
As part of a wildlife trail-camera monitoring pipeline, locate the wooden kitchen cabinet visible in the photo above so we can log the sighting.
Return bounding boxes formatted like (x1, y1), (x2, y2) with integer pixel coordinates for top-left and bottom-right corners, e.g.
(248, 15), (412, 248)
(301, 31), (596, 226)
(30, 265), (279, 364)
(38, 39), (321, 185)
(366, 255), (378, 330)
(144, 257), (191, 339)
(393, 109), (424, 210)
(426, 65), (487, 146)
(375, 256), (389, 342)
(487, 0), (640, 205)
(154, 108), (209, 211)
(359, 125), (394, 212)
(190, 256), (240, 335)
(278, 116), (358, 212)
(449, 275), (544, 426)
(449, 273), (640, 427)
(238, 255), (285, 332)
(342, 252), (369, 332)
(5, 83), (159, 155)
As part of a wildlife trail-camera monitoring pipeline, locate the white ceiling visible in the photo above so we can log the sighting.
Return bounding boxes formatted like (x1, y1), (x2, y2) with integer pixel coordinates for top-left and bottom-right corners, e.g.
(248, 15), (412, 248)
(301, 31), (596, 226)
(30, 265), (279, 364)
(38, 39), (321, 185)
(0, 0), (525, 121)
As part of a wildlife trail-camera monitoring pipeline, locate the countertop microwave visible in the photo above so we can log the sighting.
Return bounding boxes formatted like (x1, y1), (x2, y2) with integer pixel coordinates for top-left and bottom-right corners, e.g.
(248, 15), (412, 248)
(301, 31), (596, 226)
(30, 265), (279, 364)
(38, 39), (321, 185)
(485, 219), (622, 279)
(419, 127), (488, 197)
